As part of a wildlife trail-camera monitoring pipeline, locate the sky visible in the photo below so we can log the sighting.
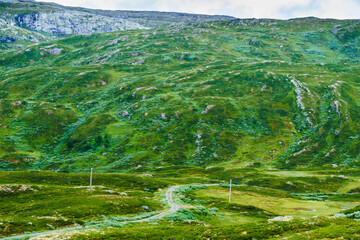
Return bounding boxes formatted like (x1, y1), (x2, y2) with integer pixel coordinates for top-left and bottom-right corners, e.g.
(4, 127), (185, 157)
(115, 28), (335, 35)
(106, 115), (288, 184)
(36, 0), (360, 19)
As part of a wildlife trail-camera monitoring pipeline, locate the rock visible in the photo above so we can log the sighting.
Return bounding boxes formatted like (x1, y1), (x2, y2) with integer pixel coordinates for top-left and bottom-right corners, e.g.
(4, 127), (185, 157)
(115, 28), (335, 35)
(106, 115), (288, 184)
(141, 206), (150, 211)
(330, 27), (341, 35)
(133, 60), (145, 65)
(249, 38), (262, 46)
(132, 87), (145, 97)
(49, 48), (63, 55)
(11, 101), (22, 106)
(121, 110), (129, 117)
(201, 105), (215, 114)
(286, 181), (294, 186)
(183, 220), (195, 224)
(268, 216), (293, 222)
(11, 10), (146, 36)
(141, 174), (153, 178)
(146, 87), (157, 91)
(0, 36), (16, 43)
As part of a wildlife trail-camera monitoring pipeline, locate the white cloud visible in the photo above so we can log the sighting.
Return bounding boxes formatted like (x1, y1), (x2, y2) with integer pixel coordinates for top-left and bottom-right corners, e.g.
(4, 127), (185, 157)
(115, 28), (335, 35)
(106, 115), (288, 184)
(35, 0), (360, 19)
(302, 0), (360, 19)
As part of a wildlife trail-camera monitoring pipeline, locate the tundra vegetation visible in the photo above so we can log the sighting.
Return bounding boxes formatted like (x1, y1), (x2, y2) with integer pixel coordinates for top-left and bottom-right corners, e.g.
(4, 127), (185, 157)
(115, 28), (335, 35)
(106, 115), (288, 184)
(0, 1), (360, 238)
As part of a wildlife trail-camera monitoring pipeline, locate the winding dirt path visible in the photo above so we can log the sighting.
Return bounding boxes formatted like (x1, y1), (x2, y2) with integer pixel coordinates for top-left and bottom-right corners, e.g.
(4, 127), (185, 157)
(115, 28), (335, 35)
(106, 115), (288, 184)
(3, 185), (183, 240)
(130, 185), (180, 223)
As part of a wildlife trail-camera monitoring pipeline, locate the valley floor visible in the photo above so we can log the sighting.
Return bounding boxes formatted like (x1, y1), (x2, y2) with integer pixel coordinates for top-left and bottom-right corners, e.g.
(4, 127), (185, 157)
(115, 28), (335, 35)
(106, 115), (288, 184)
(1, 167), (360, 239)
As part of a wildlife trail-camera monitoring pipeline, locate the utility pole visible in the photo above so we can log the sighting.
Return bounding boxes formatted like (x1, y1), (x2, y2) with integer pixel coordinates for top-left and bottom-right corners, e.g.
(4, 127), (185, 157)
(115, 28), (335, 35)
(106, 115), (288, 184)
(90, 168), (93, 188)
(229, 179), (232, 203)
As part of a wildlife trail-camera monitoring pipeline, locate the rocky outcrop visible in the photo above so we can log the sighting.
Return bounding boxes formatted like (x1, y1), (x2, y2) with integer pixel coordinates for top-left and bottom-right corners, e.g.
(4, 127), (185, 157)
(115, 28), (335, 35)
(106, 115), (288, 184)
(0, 18), (51, 48)
(11, 10), (146, 35)
(0, 35), (16, 43)
(0, 1), (147, 48)
(0, 0), (28, 2)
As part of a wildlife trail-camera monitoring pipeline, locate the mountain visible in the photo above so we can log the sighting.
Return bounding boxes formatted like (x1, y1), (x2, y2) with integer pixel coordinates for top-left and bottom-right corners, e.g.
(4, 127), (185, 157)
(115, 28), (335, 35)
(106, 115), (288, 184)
(0, 10), (359, 172)
(2, 2), (360, 239)
(80, 9), (236, 28)
(0, 0), (146, 50)
(0, 0), (235, 50)
(0, 17), (52, 47)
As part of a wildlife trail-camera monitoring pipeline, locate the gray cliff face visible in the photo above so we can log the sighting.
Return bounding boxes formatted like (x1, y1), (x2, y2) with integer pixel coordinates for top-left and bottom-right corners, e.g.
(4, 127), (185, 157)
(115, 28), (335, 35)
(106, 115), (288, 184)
(0, 0), (235, 49)
(0, 18), (51, 49)
(0, 1), (147, 49)
(0, 0), (147, 49)
(12, 10), (147, 35)
(0, 0), (28, 2)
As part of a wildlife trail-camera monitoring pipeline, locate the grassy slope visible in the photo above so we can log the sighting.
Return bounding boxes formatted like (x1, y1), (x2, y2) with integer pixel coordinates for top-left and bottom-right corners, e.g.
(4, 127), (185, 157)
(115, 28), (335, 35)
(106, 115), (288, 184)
(0, 18), (359, 171)
(1, 13), (360, 240)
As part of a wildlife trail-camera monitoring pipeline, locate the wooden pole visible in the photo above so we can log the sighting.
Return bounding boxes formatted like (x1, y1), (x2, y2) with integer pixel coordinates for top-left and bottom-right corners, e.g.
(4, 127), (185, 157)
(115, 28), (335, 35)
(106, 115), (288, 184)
(90, 168), (93, 187)
(229, 179), (232, 203)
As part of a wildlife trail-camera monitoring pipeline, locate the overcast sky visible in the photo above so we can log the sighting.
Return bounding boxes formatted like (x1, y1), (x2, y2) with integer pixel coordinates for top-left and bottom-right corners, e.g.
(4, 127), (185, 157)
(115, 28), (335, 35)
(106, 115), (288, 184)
(36, 0), (360, 19)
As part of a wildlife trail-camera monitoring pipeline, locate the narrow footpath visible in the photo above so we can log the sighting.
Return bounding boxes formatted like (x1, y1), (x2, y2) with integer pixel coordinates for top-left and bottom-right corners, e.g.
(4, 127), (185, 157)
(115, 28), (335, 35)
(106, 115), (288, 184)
(2, 185), (183, 240)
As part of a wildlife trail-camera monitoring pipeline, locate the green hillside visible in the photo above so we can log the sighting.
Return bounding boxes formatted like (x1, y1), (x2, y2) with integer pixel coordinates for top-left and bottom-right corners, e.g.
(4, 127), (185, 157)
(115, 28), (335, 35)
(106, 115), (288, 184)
(0, 18), (359, 172)
(1, 3), (360, 238)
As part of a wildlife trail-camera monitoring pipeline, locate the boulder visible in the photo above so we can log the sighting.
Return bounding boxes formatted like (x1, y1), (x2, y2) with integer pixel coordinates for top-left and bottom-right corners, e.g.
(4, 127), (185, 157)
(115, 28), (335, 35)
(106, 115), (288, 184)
(122, 110), (129, 117)
(49, 48), (63, 55)
(141, 206), (150, 211)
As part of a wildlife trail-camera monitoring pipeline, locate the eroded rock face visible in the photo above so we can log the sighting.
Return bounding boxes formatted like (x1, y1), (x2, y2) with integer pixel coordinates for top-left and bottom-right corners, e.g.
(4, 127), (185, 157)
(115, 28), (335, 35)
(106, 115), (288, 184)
(12, 11), (146, 35)
(0, 35), (16, 43)
(49, 48), (62, 55)
(0, 0), (26, 2)
(0, 18), (51, 48)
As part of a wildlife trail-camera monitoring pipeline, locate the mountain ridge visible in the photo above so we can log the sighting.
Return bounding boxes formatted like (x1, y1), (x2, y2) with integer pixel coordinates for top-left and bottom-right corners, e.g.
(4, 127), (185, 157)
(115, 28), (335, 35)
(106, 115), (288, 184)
(0, 0), (236, 49)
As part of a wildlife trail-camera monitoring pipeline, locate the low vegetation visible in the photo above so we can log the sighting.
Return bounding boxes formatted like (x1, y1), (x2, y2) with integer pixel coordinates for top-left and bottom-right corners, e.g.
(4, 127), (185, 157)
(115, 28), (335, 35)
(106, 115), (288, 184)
(0, 169), (360, 238)
(0, 2), (359, 238)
